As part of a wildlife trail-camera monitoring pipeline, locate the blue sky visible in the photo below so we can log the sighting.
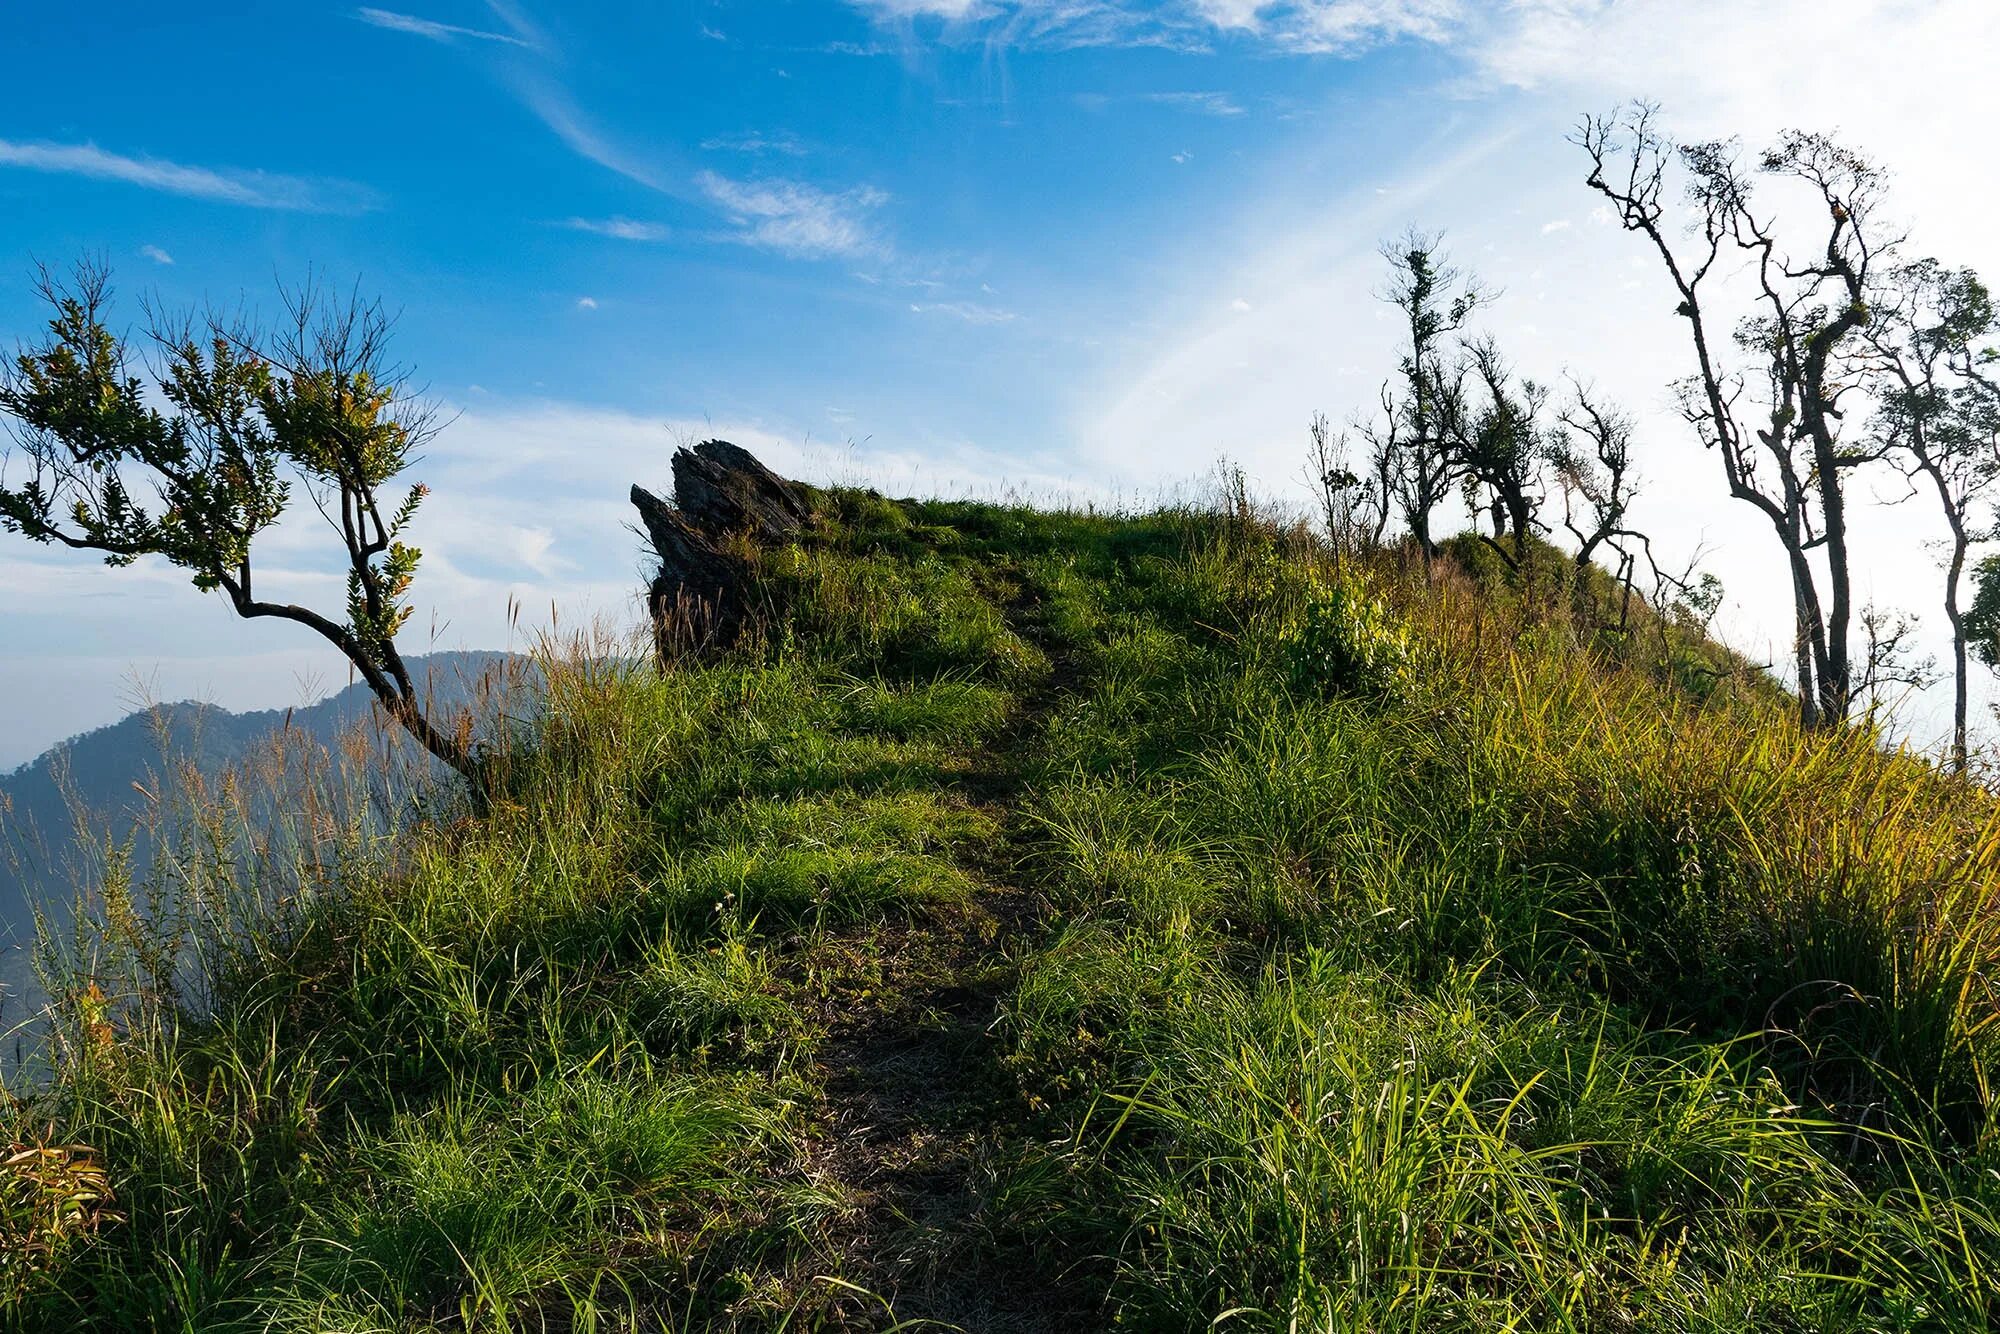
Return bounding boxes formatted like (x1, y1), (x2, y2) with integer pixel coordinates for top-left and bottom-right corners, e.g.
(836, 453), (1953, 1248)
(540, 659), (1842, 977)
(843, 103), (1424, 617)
(1, 1), (1446, 458)
(3, 1), (1998, 766)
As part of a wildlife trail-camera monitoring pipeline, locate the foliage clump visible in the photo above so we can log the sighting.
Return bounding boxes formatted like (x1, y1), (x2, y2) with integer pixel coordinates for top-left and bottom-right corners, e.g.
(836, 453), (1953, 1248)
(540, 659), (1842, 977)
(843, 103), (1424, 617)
(1276, 568), (1413, 698)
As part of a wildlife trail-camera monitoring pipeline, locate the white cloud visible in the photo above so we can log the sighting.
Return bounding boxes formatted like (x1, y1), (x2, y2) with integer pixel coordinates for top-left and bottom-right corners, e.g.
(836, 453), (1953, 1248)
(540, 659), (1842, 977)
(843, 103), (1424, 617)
(1539, 218), (1571, 234)
(697, 171), (890, 259)
(1172, 150), (1194, 164)
(355, 6), (533, 46)
(1230, 297), (1252, 312)
(563, 216), (671, 242)
(509, 77), (675, 193)
(1147, 90), (1245, 115)
(849, 0), (991, 17)
(140, 244), (174, 265)
(575, 296), (598, 309)
(0, 139), (377, 212)
(847, 0), (1469, 52)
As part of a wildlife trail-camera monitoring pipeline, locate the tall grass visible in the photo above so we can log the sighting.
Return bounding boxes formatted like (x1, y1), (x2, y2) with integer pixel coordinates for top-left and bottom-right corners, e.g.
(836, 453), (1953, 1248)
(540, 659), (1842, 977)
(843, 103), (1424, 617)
(1003, 519), (2000, 1329)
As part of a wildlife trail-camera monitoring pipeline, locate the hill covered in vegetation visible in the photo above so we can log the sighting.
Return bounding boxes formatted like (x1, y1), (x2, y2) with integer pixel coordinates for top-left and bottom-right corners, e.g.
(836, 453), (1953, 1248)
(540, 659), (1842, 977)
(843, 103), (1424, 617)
(5, 478), (1999, 1331)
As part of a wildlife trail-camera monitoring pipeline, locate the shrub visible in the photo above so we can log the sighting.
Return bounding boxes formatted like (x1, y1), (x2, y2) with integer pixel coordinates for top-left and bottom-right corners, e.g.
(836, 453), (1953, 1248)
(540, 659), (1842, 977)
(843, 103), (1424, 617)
(1278, 569), (1413, 697)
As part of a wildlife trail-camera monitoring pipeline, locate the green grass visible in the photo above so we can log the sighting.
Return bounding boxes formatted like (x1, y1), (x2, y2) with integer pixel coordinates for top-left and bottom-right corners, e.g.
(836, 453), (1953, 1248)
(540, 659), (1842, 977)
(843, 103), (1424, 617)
(8, 489), (2000, 1330)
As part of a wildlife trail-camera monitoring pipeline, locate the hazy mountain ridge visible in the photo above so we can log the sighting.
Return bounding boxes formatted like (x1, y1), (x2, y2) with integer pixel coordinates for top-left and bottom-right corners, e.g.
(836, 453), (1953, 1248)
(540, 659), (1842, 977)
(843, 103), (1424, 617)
(0, 651), (526, 1031)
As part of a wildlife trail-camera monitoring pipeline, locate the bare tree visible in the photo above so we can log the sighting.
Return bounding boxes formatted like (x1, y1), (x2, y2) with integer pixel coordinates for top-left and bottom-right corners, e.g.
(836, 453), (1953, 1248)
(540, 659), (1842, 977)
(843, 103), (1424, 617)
(1547, 377), (1641, 575)
(1866, 260), (2000, 769)
(1578, 105), (1899, 729)
(1856, 604), (1938, 724)
(0, 261), (487, 800)
(1307, 411), (1380, 566)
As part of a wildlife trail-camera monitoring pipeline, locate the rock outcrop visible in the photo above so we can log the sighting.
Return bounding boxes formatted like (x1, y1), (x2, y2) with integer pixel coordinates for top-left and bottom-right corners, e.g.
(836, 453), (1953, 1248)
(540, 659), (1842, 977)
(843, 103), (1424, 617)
(631, 441), (813, 661)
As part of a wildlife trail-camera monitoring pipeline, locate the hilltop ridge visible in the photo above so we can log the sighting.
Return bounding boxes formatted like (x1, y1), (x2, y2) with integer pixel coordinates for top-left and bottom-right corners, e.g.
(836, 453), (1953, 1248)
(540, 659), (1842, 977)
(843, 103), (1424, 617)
(5, 472), (2000, 1331)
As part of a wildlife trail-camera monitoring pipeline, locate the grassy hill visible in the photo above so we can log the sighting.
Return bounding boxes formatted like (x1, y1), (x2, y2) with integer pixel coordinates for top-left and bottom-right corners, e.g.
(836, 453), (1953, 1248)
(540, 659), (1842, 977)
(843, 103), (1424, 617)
(5, 485), (2000, 1331)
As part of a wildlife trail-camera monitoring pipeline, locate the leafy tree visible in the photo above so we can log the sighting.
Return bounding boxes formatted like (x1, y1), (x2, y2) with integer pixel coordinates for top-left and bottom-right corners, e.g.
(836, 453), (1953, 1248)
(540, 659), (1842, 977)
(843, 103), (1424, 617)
(1459, 336), (1547, 565)
(1965, 553), (2000, 671)
(1579, 105), (1898, 729)
(0, 262), (485, 797)
(1867, 260), (2000, 769)
(1362, 230), (1486, 565)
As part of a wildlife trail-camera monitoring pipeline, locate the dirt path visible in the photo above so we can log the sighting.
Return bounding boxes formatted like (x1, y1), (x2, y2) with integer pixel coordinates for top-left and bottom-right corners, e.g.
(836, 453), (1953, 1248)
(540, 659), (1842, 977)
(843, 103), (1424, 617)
(791, 574), (1086, 1332)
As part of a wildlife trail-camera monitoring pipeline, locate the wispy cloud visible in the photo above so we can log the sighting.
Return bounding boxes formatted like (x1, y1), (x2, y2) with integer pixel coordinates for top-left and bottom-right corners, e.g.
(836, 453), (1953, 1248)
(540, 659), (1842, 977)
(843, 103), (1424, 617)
(510, 78), (675, 192)
(1140, 90), (1246, 115)
(356, 6), (534, 46)
(700, 130), (809, 157)
(845, 0), (1466, 54)
(1192, 0), (1465, 53)
(140, 244), (174, 265)
(575, 296), (598, 309)
(850, 0), (991, 17)
(563, 216), (671, 242)
(698, 171), (889, 259)
(0, 138), (378, 212)
(909, 300), (1017, 324)
(1078, 88), (1245, 115)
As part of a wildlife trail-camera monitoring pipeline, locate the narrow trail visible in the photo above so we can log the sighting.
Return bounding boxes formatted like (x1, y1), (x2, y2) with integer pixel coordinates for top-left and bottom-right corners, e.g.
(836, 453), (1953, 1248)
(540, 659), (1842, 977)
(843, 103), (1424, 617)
(795, 570), (1087, 1332)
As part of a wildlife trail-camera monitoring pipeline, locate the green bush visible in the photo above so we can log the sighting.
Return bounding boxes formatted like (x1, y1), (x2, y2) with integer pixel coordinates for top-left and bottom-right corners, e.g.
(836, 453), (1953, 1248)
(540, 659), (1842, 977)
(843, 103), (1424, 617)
(1278, 568), (1413, 697)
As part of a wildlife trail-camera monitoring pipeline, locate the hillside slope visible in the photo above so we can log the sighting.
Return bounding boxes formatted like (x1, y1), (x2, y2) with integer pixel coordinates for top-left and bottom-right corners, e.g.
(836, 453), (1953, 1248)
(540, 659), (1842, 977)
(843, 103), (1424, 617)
(6, 486), (2000, 1331)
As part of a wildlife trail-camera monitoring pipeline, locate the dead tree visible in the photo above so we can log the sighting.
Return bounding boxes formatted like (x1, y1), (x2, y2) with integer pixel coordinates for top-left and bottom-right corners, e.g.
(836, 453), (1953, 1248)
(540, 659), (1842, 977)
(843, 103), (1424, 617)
(1548, 377), (1640, 575)
(1307, 411), (1381, 567)
(1578, 105), (1898, 729)
(1545, 378), (1644, 627)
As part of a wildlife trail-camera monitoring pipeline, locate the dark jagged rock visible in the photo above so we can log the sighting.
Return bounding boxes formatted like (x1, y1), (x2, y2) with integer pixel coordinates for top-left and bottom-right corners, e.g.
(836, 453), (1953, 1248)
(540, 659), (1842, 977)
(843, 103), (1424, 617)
(632, 441), (814, 662)
(670, 439), (815, 538)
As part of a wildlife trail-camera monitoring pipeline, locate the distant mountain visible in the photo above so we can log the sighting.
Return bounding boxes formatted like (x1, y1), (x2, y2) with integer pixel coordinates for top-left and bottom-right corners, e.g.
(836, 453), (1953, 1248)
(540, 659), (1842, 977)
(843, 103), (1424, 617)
(0, 651), (533, 1054)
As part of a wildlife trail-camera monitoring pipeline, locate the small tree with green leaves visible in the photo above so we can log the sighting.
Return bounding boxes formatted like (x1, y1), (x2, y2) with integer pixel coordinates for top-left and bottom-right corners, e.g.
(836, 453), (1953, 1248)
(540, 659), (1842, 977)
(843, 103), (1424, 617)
(0, 261), (485, 797)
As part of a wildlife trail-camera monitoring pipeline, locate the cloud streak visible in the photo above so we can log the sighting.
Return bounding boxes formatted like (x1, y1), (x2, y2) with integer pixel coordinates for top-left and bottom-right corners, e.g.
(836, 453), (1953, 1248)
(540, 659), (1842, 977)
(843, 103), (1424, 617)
(356, 6), (534, 46)
(1078, 89), (1247, 115)
(700, 130), (810, 156)
(910, 300), (1018, 324)
(0, 138), (377, 212)
(563, 216), (671, 241)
